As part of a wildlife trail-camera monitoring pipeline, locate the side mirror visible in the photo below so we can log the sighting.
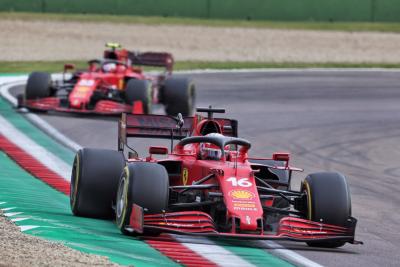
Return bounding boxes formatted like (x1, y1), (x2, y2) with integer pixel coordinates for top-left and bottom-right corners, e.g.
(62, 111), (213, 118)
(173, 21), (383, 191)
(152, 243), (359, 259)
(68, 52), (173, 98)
(63, 64), (75, 82)
(64, 64), (75, 72)
(272, 152), (290, 162)
(128, 151), (138, 159)
(149, 146), (168, 155)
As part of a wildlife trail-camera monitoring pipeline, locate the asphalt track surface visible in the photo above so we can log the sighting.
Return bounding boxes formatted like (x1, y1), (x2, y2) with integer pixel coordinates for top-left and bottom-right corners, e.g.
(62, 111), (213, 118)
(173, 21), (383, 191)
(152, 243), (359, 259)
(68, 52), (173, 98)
(12, 70), (400, 266)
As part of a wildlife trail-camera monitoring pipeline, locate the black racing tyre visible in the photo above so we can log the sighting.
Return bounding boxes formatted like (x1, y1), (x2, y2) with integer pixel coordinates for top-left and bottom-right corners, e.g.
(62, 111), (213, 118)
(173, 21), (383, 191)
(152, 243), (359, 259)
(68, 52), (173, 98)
(125, 79), (151, 114)
(116, 162), (169, 235)
(163, 77), (195, 116)
(25, 72), (51, 99)
(302, 172), (351, 248)
(70, 148), (125, 219)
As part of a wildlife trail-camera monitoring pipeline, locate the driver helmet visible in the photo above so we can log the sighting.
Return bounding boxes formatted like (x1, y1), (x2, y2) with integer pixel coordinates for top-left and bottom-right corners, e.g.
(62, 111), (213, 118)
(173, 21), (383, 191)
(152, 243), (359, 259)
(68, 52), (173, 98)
(199, 133), (223, 160)
(116, 64), (126, 72)
(102, 63), (117, 73)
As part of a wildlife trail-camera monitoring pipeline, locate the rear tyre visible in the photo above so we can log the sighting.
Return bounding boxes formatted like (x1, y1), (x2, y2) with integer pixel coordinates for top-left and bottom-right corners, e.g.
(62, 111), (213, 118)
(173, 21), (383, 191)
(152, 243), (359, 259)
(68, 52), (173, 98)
(70, 148), (125, 219)
(302, 172), (351, 248)
(125, 79), (152, 114)
(25, 72), (51, 99)
(116, 162), (169, 235)
(163, 77), (195, 116)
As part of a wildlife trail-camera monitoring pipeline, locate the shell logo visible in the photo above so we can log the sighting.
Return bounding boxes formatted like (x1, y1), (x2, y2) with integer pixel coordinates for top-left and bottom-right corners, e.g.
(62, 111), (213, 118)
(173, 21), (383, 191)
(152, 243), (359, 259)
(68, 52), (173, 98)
(77, 86), (90, 93)
(229, 190), (255, 200)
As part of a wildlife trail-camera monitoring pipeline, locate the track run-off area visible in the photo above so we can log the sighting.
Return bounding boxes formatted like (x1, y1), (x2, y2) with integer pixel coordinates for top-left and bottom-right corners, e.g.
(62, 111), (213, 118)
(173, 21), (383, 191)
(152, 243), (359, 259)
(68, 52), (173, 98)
(1, 69), (400, 266)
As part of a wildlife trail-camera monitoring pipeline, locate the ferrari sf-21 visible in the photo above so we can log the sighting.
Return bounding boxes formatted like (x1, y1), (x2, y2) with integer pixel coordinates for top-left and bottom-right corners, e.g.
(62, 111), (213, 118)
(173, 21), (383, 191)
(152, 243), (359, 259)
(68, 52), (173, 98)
(70, 107), (361, 247)
(19, 43), (195, 116)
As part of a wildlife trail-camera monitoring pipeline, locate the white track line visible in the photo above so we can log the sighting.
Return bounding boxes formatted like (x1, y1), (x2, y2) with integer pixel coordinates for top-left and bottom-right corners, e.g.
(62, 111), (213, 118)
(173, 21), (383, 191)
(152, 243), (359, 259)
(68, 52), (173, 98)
(261, 241), (324, 267)
(19, 225), (40, 232)
(24, 110), (82, 152)
(173, 235), (256, 267)
(183, 243), (255, 267)
(0, 115), (71, 180)
(11, 217), (30, 222)
(0, 78), (82, 152)
(4, 212), (22, 217)
(0, 78), (27, 107)
(1, 207), (16, 211)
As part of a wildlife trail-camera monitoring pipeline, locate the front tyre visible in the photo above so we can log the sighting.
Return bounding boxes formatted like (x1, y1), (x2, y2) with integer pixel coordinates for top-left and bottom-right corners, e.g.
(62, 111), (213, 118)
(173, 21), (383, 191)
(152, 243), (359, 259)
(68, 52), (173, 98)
(302, 172), (352, 248)
(70, 148), (125, 219)
(116, 162), (169, 235)
(25, 72), (51, 99)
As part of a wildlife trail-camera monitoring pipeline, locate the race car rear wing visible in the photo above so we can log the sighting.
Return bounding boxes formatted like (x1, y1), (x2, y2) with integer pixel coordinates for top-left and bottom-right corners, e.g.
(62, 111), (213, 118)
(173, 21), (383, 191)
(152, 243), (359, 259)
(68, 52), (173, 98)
(128, 51), (174, 73)
(118, 113), (193, 151)
(118, 113), (238, 151)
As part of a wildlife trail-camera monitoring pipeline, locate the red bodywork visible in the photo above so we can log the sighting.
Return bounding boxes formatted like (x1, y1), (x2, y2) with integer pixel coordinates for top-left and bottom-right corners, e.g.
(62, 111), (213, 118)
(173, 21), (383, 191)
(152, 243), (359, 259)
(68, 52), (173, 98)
(21, 47), (174, 115)
(118, 111), (360, 244)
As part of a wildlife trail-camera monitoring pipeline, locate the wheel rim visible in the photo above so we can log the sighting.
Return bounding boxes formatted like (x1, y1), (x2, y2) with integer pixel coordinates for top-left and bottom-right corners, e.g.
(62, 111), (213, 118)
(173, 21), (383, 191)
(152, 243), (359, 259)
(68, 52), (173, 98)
(70, 164), (76, 203)
(70, 154), (80, 209)
(303, 181), (312, 220)
(116, 176), (127, 219)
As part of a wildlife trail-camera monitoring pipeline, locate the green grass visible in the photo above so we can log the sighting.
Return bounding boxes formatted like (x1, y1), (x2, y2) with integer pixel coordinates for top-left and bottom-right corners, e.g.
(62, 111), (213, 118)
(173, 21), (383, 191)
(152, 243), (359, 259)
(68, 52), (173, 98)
(1, 60), (400, 74)
(2, 12), (400, 32)
(0, 61), (87, 74)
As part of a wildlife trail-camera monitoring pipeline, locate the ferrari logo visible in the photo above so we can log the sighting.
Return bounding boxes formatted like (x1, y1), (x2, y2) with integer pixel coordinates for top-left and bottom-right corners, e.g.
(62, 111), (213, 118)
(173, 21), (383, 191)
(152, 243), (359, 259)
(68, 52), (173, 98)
(182, 168), (189, 185)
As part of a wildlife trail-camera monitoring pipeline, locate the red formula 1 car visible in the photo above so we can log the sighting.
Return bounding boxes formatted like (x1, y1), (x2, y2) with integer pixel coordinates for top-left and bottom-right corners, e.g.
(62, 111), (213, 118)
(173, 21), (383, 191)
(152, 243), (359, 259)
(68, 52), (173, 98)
(70, 107), (361, 247)
(19, 43), (195, 116)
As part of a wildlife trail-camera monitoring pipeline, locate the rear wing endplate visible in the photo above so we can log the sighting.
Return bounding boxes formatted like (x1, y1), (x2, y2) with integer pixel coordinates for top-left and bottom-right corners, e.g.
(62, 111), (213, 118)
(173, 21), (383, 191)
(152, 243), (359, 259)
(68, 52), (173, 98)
(128, 51), (174, 73)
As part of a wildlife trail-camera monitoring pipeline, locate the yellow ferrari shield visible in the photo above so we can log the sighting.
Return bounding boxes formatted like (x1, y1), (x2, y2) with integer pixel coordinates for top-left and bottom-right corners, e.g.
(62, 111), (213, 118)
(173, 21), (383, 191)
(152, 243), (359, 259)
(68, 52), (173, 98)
(182, 168), (189, 185)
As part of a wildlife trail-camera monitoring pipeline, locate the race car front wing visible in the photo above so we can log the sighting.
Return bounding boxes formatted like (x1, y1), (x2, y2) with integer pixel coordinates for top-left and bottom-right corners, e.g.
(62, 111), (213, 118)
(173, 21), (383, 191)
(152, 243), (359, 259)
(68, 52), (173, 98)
(126, 204), (362, 244)
(19, 97), (144, 115)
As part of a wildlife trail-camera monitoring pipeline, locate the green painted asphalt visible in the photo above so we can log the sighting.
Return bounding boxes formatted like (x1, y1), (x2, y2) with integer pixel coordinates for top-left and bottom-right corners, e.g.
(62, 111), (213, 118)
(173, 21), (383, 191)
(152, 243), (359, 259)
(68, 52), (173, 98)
(0, 73), (27, 77)
(0, 151), (179, 267)
(0, 97), (75, 165)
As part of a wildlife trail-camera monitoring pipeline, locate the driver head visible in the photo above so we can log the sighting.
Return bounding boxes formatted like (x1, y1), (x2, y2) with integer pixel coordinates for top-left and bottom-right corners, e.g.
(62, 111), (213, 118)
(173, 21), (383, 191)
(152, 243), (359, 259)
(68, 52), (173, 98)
(102, 63), (117, 73)
(199, 133), (224, 160)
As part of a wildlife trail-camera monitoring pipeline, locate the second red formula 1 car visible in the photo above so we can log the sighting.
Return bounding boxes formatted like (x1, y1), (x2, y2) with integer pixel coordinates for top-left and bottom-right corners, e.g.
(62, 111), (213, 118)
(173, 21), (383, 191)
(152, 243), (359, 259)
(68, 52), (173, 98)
(70, 107), (361, 247)
(19, 43), (195, 116)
